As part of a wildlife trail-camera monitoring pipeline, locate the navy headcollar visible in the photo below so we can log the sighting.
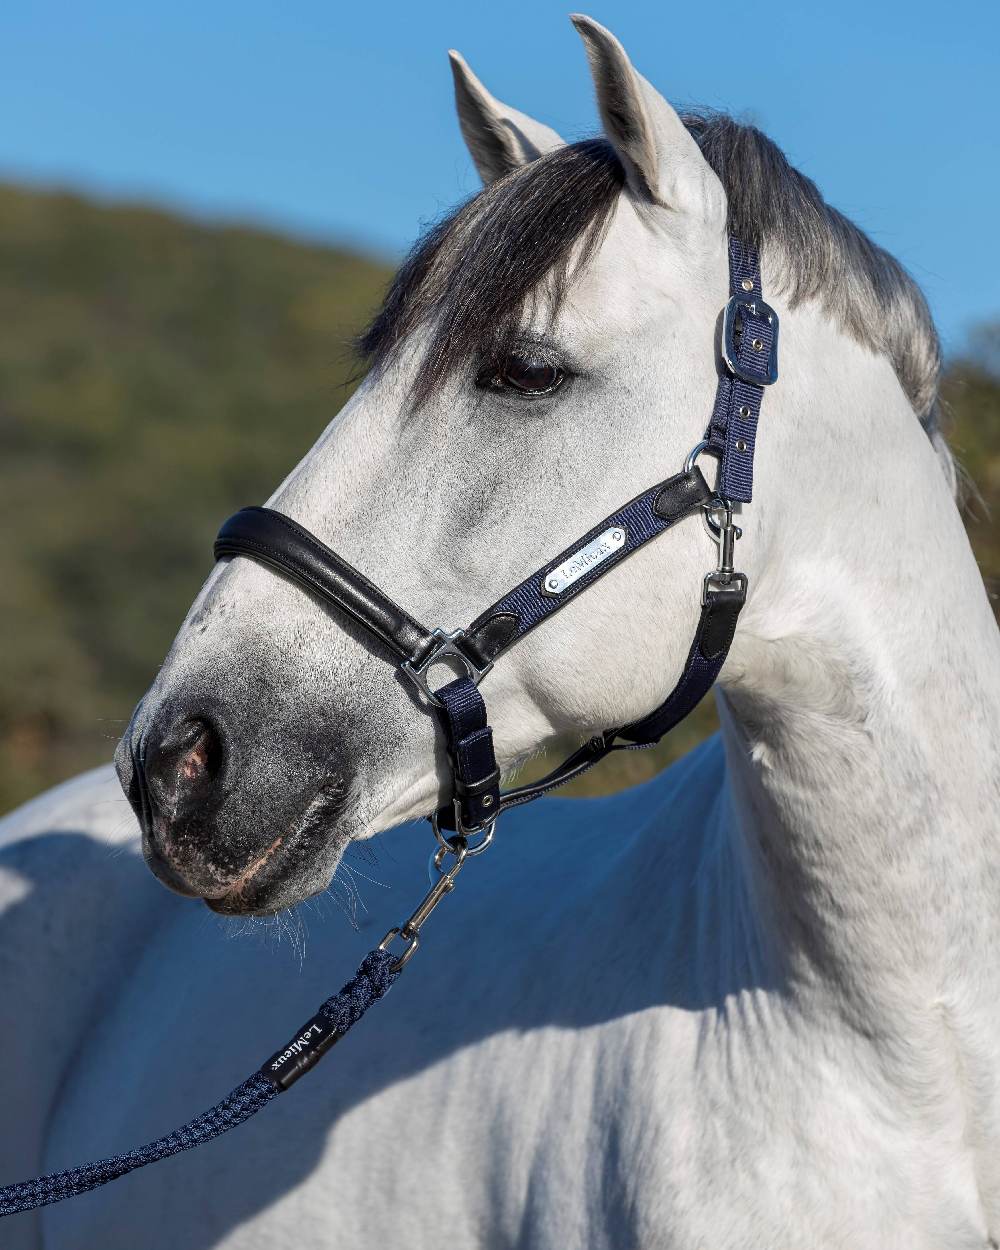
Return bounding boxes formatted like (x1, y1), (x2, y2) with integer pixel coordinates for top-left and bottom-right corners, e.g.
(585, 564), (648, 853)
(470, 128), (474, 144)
(213, 238), (777, 855)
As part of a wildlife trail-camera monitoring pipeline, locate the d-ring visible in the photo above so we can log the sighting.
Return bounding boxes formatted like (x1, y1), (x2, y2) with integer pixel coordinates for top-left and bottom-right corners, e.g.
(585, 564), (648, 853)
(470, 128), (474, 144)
(432, 805), (496, 857)
(684, 441), (733, 542)
(684, 439), (720, 475)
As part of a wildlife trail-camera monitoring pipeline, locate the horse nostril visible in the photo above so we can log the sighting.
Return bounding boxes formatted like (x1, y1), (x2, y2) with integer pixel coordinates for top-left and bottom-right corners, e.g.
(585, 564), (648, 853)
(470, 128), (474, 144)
(178, 723), (216, 784)
(144, 715), (224, 811)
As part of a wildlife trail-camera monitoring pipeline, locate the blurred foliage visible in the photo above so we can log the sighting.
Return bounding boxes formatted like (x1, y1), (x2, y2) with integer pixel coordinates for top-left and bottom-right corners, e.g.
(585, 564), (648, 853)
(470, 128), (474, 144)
(941, 321), (1000, 618)
(0, 183), (997, 814)
(0, 184), (390, 811)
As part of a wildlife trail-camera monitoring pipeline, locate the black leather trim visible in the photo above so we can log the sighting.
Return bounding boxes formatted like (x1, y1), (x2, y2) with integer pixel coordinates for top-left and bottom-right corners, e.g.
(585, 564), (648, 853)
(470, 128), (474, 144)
(214, 507), (434, 662)
(453, 768), (502, 799)
(213, 468), (720, 690)
(466, 613), (520, 665)
(495, 735), (616, 813)
(652, 467), (712, 520)
(699, 592), (743, 660)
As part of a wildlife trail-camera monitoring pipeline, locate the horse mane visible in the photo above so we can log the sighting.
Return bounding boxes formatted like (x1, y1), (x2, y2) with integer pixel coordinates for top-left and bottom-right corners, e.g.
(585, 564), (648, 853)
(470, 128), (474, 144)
(682, 113), (942, 439)
(358, 114), (947, 474)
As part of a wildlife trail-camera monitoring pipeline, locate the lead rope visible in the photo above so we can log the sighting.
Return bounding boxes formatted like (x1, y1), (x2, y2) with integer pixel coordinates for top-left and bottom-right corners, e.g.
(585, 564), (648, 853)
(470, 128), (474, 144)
(0, 833), (489, 1219)
(0, 949), (402, 1217)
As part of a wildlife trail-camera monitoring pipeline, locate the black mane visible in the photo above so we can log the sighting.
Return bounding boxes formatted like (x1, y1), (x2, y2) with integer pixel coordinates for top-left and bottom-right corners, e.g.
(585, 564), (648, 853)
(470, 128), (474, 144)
(357, 139), (624, 407)
(358, 117), (942, 439)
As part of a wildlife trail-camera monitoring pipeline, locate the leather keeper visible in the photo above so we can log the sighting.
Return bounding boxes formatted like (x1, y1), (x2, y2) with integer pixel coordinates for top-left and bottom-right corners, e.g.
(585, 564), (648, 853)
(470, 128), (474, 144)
(454, 768), (502, 799)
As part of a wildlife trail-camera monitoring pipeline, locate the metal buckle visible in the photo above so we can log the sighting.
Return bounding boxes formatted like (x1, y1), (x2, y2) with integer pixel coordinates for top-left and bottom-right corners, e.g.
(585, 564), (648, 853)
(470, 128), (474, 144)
(722, 295), (779, 386)
(401, 628), (493, 707)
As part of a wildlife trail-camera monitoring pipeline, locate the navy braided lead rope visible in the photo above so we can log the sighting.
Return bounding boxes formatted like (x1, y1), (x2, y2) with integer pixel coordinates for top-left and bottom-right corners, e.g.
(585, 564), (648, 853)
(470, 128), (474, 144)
(0, 948), (398, 1219)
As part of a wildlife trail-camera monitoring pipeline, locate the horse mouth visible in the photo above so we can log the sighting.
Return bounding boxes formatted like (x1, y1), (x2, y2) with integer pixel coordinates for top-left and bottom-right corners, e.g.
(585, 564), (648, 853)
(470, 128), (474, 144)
(205, 782), (350, 916)
(206, 832), (288, 912)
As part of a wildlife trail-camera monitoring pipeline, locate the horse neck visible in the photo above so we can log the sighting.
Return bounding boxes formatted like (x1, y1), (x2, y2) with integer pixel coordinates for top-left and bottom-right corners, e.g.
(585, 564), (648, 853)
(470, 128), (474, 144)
(707, 302), (1000, 1028)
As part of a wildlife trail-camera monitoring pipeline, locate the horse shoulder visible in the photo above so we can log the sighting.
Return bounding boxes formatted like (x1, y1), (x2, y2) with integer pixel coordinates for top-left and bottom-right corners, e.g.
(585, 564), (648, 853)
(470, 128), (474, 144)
(32, 742), (729, 1250)
(0, 765), (169, 1237)
(0, 764), (154, 966)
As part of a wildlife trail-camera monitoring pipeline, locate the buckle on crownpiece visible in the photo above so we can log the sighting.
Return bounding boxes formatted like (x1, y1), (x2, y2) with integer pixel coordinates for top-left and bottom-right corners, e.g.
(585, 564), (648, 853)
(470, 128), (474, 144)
(401, 628), (493, 707)
(722, 295), (779, 386)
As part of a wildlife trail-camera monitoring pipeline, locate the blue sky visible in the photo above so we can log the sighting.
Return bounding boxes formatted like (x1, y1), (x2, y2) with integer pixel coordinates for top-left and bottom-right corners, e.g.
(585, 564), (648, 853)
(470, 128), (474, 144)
(2, 1), (996, 352)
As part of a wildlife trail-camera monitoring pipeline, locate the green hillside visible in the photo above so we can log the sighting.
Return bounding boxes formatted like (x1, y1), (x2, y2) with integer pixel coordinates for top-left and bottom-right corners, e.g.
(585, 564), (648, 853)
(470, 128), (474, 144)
(0, 184), (392, 810)
(0, 183), (997, 814)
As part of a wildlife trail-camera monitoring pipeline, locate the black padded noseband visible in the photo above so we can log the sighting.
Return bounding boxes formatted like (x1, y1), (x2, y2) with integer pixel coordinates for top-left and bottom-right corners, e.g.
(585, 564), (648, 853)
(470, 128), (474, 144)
(215, 506), (436, 665)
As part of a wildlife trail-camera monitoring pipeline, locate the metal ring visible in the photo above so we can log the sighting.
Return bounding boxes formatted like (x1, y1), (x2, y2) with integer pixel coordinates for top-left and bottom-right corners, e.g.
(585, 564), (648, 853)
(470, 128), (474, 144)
(684, 439), (719, 475)
(400, 628), (493, 709)
(379, 926), (419, 971)
(685, 442), (733, 543)
(431, 811), (464, 855)
(431, 805), (496, 856)
(427, 839), (469, 884)
(461, 819), (496, 857)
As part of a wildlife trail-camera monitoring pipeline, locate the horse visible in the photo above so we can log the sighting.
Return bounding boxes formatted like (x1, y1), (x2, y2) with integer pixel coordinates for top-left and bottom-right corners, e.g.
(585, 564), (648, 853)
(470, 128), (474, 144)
(2, 13), (998, 1248)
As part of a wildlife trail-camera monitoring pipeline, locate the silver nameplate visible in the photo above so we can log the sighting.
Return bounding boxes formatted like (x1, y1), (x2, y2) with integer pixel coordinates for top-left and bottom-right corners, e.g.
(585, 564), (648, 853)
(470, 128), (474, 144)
(541, 526), (626, 596)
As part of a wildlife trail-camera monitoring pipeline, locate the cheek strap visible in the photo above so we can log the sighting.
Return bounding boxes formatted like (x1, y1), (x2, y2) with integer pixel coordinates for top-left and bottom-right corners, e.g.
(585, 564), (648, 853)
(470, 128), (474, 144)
(432, 564), (744, 832)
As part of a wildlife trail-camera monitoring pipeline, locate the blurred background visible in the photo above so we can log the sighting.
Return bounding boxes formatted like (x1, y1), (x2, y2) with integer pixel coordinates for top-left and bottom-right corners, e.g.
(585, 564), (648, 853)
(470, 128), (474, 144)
(1, 1), (997, 814)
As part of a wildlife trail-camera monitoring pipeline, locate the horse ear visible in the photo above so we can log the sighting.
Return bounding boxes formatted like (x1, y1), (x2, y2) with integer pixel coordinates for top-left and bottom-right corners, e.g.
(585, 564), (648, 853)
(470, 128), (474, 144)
(570, 15), (725, 227)
(449, 50), (565, 186)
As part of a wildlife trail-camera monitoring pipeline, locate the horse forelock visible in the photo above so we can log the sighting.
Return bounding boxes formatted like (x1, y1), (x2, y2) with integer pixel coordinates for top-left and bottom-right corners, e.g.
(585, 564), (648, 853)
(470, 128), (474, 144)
(356, 138), (625, 408)
(357, 114), (946, 477)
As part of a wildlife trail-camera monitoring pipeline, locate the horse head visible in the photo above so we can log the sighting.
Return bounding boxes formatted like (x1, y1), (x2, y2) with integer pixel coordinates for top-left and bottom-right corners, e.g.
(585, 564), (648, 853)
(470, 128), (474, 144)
(116, 16), (945, 916)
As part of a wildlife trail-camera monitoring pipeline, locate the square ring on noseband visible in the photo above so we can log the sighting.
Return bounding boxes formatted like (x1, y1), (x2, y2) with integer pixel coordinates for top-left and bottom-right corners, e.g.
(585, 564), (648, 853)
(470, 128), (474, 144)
(401, 628), (494, 705)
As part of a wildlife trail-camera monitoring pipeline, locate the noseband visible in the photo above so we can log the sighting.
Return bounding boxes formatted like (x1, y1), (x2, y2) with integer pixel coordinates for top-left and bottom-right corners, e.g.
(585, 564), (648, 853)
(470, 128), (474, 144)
(0, 238), (780, 1218)
(214, 239), (778, 891)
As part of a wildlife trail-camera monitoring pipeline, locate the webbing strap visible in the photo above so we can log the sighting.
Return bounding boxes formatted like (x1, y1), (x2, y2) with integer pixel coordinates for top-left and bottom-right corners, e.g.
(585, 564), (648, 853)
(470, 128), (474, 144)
(489, 579), (745, 815)
(466, 468), (711, 664)
(706, 239), (774, 503)
(617, 582), (743, 744)
(1, 233), (773, 1222)
(434, 677), (500, 832)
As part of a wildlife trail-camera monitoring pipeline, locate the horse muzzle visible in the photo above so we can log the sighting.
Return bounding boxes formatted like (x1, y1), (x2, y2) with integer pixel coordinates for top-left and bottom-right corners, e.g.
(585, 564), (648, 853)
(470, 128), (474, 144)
(116, 694), (352, 914)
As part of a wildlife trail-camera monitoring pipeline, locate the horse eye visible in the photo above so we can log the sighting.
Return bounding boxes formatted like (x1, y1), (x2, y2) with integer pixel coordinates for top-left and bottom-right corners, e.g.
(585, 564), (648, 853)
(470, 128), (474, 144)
(497, 354), (564, 396)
